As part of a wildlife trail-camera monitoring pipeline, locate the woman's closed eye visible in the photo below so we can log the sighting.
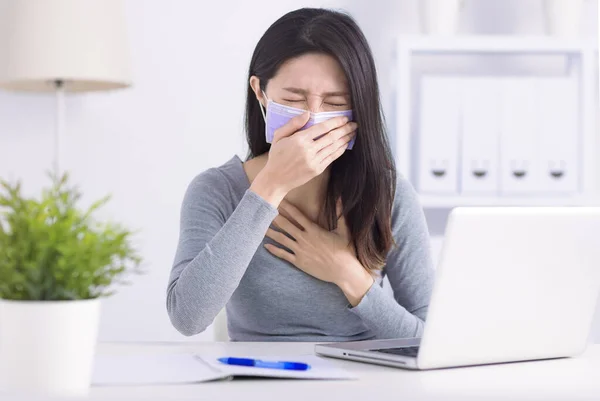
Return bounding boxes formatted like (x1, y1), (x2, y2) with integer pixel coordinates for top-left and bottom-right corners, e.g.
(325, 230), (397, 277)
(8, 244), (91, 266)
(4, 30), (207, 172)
(324, 96), (350, 108)
(282, 98), (349, 109)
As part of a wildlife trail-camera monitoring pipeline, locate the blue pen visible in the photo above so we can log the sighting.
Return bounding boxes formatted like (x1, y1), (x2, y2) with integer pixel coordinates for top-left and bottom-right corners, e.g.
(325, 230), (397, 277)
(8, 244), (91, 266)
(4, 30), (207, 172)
(218, 357), (310, 371)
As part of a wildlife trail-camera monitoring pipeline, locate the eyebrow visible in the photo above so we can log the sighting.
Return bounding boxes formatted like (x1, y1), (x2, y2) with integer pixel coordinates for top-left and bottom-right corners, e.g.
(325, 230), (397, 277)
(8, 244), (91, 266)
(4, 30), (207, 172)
(282, 87), (349, 97)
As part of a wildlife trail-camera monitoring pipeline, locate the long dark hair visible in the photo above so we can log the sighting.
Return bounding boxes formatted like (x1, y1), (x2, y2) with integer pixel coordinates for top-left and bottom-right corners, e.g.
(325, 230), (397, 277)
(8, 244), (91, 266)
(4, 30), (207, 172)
(245, 8), (396, 271)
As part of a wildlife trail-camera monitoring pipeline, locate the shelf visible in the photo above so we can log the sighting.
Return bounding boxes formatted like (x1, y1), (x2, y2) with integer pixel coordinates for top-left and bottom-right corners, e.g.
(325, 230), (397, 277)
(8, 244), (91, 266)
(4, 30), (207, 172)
(419, 194), (600, 209)
(397, 35), (598, 54)
(396, 35), (599, 208)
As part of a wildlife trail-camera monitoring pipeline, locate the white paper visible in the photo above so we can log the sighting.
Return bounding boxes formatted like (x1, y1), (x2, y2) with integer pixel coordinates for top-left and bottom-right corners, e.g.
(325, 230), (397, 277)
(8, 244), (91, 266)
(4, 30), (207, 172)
(199, 355), (357, 380)
(92, 354), (228, 385)
(92, 354), (355, 386)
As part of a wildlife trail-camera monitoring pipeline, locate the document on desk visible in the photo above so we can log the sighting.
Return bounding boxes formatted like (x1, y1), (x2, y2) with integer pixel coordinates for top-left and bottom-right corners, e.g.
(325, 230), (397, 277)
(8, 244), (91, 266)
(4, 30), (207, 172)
(92, 354), (227, 385)
(199, 355), (356, 380)
(92, 354), (355, 385)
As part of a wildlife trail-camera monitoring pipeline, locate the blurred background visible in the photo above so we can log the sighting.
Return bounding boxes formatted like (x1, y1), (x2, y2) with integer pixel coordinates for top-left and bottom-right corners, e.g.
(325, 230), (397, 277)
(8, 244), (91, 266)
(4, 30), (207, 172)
(0, 0), (598, 343)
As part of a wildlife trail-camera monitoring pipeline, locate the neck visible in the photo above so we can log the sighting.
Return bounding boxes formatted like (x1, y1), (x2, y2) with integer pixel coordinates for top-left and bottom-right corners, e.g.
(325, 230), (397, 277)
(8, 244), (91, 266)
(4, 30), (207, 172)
(288, 168), (330, 206)
(244, 153), (330, 225)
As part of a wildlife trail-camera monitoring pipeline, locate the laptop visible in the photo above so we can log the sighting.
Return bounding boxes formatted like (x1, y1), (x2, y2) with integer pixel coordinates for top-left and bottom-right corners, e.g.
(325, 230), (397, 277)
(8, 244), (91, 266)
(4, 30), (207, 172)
(315, 207), (600, 370)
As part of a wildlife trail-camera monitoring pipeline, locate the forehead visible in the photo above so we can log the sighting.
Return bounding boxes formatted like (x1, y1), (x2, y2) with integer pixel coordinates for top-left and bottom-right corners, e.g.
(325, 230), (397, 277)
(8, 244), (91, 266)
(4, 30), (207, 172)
(268, 53), (348, 94)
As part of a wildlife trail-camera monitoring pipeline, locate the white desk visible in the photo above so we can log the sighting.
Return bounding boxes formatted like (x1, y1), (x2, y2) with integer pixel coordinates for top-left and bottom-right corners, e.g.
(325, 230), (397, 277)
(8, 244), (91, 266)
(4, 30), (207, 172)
(82, 342), (600, 401)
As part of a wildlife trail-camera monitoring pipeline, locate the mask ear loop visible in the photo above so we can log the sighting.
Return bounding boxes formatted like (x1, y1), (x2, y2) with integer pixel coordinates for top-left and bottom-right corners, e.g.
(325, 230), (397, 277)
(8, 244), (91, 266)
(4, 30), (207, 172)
(258, 90), (268, 122)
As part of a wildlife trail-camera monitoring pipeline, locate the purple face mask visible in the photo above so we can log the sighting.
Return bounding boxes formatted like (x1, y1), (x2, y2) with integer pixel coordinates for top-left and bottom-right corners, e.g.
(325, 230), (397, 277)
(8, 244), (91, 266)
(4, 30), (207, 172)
(259, 94), (355, 150)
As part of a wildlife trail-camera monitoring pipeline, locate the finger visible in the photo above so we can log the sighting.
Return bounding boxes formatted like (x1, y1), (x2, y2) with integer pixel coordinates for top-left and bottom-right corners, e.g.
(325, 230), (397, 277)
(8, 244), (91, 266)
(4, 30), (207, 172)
(273, 215), (303, 236)
(265, 228), (298, 251)
(318, 131), (354, 161)
(272, 112), (310, 143)
(319, 139), (350, 167)
(300, 116), (349, 141)
(314, 122), (357, 152)
(264, 243), (296, 264)
(316, 128), (356, 157)
(279, 200), (314, 231)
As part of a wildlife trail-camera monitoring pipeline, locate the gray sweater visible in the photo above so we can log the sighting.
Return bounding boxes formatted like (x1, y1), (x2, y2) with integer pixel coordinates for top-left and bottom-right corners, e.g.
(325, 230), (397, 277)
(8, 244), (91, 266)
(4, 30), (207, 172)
(167, 155), (434, 341)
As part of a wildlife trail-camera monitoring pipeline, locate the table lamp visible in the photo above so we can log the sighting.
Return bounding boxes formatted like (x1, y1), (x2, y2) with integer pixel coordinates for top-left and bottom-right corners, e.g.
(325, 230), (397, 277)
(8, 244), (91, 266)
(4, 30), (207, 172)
(0, 0), (132, 172)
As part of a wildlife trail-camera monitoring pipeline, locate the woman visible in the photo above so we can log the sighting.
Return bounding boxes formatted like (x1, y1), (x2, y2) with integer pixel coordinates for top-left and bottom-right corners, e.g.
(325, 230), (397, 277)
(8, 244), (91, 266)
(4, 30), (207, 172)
(166, 8), (434, 341)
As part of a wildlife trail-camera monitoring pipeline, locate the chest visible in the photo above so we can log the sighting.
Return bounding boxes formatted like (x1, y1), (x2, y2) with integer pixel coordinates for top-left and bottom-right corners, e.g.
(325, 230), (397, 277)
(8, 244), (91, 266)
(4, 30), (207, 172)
(227, 235), (369, 336)
(242, 236), (346, 310)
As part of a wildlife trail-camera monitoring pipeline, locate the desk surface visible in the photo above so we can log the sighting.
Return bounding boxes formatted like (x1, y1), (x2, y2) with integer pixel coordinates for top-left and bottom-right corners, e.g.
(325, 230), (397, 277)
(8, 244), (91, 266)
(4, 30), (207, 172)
(83, 342), (600, 401)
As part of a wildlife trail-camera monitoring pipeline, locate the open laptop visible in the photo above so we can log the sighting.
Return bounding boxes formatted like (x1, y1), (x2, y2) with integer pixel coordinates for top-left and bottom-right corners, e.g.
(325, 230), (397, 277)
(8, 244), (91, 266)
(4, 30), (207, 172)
(316, 207), (600, 370)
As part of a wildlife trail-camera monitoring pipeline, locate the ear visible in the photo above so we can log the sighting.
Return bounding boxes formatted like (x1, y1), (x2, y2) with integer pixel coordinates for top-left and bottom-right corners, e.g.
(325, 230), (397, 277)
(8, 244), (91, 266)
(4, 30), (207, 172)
(249, 76), (266, 107)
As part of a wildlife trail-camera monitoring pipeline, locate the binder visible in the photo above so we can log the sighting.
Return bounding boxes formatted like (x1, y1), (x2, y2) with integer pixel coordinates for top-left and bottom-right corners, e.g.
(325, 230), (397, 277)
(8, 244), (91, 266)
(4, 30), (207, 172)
(499, 78), (541, 195)
(418, 76), (460, 195)
(534, 77), (579, 194)
(460, 78), (501, 195)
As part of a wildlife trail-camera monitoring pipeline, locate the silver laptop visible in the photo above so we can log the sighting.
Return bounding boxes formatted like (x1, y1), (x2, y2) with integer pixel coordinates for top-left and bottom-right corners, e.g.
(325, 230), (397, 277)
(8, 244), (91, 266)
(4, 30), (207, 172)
(316, 207), (600, 370)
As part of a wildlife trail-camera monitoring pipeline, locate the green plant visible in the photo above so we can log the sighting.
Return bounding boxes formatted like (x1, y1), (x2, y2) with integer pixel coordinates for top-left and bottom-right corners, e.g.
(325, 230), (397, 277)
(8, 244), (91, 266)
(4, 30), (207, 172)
(0, 173), (142, 301)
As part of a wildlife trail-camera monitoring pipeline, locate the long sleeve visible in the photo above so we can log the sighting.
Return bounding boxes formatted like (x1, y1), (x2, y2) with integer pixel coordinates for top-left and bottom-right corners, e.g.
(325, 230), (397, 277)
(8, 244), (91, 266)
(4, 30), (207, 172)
(350, 176), (435, 339)
(166, 169), (279, 336)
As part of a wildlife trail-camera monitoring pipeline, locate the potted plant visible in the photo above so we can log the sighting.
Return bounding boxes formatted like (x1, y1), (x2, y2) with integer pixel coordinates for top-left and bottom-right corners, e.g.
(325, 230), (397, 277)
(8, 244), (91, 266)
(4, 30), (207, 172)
(0, 173), (141, 397)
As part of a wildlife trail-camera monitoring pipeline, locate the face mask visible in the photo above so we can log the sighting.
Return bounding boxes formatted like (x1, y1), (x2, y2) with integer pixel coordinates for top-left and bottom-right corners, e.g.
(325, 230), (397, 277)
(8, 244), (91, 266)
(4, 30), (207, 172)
(258, 92), (355, 150)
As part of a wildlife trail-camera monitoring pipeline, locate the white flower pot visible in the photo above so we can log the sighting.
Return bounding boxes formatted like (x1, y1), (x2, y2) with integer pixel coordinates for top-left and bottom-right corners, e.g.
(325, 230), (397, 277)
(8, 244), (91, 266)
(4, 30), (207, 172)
(420, 0), (464, 35)
(544, 0), (584, 37)
(0, 299), (100, 397)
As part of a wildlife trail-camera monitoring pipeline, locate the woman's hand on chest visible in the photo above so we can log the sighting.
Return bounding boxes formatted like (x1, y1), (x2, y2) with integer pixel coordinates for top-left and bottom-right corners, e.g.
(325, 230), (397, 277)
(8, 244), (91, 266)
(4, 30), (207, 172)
(264, 199), (374, 306)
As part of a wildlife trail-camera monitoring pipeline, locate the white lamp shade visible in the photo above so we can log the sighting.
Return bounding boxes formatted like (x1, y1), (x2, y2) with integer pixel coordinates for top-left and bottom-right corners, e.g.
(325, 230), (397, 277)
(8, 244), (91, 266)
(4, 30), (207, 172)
(0, 0), (132, 92)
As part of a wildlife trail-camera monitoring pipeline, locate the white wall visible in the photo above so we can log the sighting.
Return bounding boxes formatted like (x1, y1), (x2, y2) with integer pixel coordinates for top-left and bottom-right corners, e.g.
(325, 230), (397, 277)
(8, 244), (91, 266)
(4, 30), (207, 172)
(0, 0), (598, 343)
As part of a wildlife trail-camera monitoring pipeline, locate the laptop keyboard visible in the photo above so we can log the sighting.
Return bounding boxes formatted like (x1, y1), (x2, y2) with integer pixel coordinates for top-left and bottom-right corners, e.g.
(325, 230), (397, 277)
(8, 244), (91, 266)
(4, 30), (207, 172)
(372, 346), (420, 357)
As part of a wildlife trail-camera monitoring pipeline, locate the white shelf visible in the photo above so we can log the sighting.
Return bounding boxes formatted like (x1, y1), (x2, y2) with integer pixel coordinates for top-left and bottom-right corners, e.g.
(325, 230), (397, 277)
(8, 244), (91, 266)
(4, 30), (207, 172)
(419, 195), (600, 209)
(395, 36), (599, 209)
(398, 35), (597, 54)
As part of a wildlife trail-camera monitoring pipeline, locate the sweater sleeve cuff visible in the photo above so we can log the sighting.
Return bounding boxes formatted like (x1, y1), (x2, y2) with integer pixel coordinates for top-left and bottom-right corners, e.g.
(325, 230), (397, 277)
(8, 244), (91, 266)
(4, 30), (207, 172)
(349, 281), (383, 316)
(349, 283), (424, 339)
(243, 188), (279, 222)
